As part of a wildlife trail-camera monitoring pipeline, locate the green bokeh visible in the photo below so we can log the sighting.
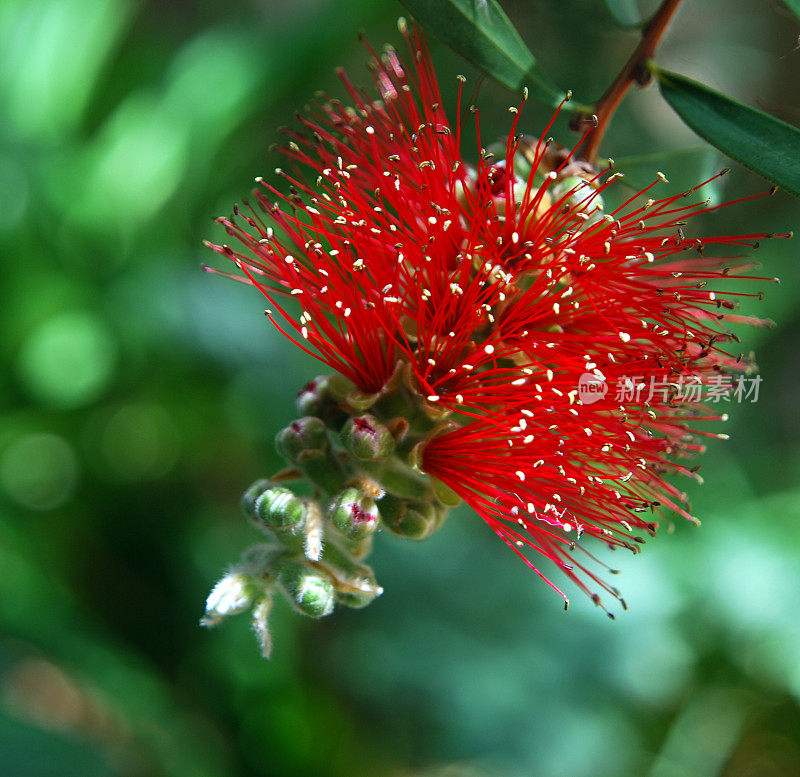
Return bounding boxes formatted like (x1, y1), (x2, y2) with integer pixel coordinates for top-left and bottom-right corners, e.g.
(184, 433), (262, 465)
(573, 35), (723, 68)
(0, 1), (799, 776)
(16, 311), (117, 409)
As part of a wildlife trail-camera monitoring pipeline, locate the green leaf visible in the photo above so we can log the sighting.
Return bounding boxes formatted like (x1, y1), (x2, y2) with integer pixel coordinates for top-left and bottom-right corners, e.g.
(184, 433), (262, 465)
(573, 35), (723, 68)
(654, 67), (800, 198)
(398, 0), (577, 109)
(603, 0), (643, 27)
(780, 0), (800, 20)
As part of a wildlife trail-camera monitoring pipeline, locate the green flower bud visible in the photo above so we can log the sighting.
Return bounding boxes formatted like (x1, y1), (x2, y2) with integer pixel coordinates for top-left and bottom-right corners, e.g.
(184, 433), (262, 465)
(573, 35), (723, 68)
(275, 417), (328, 461)
(316, 541), (383, 609)
(431, 476), (462, 507)
(296, 375), (351, 423)
(240, 478), (272, 518)
(254, 487), (305, 529)
(201, 570), (258, 626)
(329, 487), (379, 541)
(320, 539), (374, 577)
(552, 175), (604, 215)
(334, 568), (383, 609)
(454, 166), (478, 210)
(380, 494), (444, 540)
(296, 377), (329, 416)
(276, 418), (346, 495)
(340, 414), (395, 460)
(277, 559), (335, 618)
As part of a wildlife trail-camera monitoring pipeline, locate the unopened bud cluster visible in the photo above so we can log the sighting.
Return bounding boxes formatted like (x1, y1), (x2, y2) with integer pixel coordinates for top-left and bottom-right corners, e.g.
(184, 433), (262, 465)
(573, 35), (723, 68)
(201, 364), (456, 656)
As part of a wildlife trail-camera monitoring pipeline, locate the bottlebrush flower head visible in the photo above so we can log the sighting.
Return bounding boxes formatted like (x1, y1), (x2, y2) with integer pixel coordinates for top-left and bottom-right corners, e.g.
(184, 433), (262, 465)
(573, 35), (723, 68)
(204, 21), (785, 614)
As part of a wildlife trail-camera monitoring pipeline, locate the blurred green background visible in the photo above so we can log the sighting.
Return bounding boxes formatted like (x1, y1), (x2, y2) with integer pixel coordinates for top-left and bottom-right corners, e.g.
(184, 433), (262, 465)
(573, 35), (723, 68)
(1, 1), (800, 775)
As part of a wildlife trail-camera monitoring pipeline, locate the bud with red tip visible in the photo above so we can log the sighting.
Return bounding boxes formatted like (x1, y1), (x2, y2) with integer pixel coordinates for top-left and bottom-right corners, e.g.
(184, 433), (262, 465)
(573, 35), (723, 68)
(296, 374), (351, 426)
(276, 418), (345, 495)
(276, 417), (329, 461)
(340, 414), (395, 460)
(329, 487), (380, 541)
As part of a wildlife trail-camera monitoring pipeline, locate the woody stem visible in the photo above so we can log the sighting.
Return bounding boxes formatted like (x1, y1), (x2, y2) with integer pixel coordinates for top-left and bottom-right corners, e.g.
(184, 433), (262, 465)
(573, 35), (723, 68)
(576, 0), (687, 165)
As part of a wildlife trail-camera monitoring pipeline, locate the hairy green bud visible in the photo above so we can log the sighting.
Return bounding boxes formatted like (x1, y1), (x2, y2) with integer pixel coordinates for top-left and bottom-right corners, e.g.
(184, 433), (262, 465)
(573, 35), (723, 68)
(254, 487), (305, 529)
(277, 559), (335, 618)
(340, 414), (396, 460)
(329, 487), (379, 541)
(334, 568), (383, 609)
(275, 417), (328, 461)
(240, 478), (272, 518)
(201, 570), (259, 626)
(380, 494), (444, 540)
(315, 541), (383, 609)
(296, 374), (351, 424)
(276, 417), (345, 495)
(552, 175), (604, 215)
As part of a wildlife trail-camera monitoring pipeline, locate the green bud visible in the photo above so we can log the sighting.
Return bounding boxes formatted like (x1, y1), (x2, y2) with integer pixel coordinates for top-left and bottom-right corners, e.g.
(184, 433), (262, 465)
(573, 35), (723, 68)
(380, 494), (444, 540)
(340, 414), (395, 460)
(334, 568), (383, 609)
(453, 166), (478, 210)
(296, 375), (351, 423)
(254, 487), (305, 529)
(277, 559), (335, 618)
(275, 417), (328, 461)
(241, 478), (272, 518)
(201, 570), (259, 626)
(431, 476), (462, 507)
(316, 541), (383, 609)
(320, 539), (373, 577)
(329, 487), (379, 541)
(296, 377), (330, 416)
(488, 136), (549, 182)
(276, 418), (346, 495)
(552, 175), (604, 215)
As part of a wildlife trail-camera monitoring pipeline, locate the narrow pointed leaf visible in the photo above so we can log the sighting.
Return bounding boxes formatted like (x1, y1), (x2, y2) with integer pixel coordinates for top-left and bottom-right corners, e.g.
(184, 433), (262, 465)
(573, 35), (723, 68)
(780, 0), (800, 20)
(655, 67), (800, 198)
(399, 0), (575, 109)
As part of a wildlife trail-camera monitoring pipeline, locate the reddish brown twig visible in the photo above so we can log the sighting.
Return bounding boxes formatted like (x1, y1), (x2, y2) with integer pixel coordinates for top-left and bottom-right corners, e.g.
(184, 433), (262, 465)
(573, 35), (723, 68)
(577, 0), (686, 165)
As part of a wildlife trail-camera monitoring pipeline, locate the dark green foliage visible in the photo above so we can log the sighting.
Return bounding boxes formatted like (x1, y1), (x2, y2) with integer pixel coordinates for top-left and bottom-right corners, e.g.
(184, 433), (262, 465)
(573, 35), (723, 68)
(656, 67), (800, 198)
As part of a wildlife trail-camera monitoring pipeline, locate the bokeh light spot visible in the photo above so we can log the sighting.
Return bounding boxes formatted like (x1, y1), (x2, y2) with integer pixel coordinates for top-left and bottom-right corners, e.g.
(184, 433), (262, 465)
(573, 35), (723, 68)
(0, 433), (79, 510)
(101, 403), (180, 481)
(17, 311), (117, 408)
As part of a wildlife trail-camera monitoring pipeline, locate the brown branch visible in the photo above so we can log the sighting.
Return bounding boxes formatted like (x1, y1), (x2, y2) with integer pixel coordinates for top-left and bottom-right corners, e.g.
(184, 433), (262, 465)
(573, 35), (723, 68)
(576, 0), (687, 166)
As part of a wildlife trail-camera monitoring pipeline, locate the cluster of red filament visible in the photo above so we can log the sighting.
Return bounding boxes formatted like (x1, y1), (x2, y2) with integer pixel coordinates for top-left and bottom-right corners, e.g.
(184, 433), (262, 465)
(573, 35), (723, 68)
(206, 25), (783, 612)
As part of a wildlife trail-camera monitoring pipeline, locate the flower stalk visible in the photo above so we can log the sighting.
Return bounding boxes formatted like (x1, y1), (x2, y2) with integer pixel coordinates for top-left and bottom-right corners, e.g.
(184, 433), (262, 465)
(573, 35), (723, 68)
(576, 0), (688, 165)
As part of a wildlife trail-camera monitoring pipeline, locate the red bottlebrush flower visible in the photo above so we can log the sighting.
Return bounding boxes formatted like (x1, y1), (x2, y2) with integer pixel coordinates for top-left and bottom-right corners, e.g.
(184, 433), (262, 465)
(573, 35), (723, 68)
(206, 23), (784, 613)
